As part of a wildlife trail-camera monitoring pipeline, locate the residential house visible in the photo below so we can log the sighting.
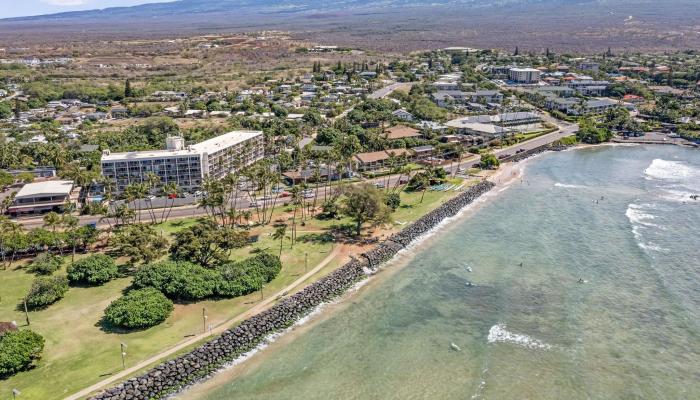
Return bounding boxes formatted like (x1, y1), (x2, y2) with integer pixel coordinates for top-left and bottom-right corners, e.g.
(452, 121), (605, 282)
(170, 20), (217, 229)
(392, 109), (415, 122)
(384, 125), (422, 141)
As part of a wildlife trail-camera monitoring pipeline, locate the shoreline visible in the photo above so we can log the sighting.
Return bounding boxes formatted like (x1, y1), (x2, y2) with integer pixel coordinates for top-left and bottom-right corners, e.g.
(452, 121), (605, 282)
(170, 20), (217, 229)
(174, 162), (530, 399)
(90, 179), (498, 400)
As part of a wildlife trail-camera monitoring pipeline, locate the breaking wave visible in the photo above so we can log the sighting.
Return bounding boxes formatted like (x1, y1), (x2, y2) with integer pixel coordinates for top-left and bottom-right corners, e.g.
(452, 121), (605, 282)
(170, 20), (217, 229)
(554, 182), (584, 189)
(644, 159), (699, 183)
(487, 324), (551, 350)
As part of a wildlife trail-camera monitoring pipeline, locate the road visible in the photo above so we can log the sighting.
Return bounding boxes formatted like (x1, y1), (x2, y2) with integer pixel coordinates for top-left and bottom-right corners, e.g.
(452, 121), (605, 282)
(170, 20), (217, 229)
(64, 245), (345, 400)
(368, 82), (413, 99)
(14, 118), (577, 230)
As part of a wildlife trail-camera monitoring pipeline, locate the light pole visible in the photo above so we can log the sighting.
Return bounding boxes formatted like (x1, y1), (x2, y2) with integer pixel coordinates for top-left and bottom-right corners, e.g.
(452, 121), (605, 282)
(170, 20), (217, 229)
(202, 308), (208, 334)
(260, 284), (265, 301)
(12, 389), (20, 400)
(120, 342), (127, 370)
(22, 299), (29, 326)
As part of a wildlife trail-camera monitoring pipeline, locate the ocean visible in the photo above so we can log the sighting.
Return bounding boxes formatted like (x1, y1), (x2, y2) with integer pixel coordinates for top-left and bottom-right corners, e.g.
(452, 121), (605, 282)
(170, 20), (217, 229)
(180, 145), (700, 400)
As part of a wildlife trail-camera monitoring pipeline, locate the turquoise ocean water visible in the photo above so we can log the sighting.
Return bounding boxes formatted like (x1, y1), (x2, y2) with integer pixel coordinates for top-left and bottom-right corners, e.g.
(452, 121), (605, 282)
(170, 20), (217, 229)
(182, 145), (700, 400)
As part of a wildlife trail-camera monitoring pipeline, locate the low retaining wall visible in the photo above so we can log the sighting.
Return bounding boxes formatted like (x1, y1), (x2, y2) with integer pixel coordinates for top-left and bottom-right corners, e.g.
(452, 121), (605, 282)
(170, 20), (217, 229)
(91, 181), (496, 400)
(504, 142), (572, 163)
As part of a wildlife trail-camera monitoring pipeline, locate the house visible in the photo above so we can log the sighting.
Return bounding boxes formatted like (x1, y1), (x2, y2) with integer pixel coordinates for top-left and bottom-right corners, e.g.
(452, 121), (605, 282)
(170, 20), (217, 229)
(432, 81), (461, 91)
(384, 125), (421, 140)
(184, 109), (207, 118)
(8, 180), (78, 217)
(566, 80), (610, 96)
(85, 112), (108, 121)
(431, 90), (470, 107)
(466, 90), (503, 104)
(411, 145), (435, 160)
(622, 94), (645, 104)
(209, 111), (232, 118)
(359, 71), (378, 79)
(392, 109), (415, 122)
(578, 62), (600, 72)
(282, 165), (342, 185)
(110, 106), (129, 119)
(29, 135), (48, 144)
(354, 148), (413, 172)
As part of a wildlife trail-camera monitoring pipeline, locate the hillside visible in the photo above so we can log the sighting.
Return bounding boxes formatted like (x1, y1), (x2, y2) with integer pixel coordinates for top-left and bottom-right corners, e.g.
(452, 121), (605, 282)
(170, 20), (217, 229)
(0, 0), (698, 51)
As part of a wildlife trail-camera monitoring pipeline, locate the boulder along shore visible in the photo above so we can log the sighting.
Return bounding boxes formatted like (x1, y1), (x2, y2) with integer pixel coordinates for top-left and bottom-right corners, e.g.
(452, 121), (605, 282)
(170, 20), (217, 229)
(90, 180), (496, 400)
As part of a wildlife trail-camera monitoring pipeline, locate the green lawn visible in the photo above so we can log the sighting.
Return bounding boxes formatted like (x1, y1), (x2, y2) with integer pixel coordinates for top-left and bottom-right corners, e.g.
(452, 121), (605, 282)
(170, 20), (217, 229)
(0, 238), (332, 400)
(0, 179), (473, 399)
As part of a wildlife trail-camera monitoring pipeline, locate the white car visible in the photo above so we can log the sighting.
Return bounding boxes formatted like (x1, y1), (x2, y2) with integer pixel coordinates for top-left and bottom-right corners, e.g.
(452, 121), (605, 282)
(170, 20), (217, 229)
(145, 195), (156, 200)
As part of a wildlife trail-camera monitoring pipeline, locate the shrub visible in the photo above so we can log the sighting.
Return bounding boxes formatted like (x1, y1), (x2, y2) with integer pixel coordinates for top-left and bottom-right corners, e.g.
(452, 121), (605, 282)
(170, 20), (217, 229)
(104, 288), (173, 329)
(67, 254), (119, 286)
(215, 253), (282, 298)
(133, 261), (218, 301)
(25, 276), (69, 309)
(28, 253), (63, 275)
(0, 330), (45, 377)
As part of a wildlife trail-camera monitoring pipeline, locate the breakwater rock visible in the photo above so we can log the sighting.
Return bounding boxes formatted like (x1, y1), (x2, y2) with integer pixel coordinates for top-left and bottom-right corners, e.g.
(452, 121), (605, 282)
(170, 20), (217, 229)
(90, 181), (495, 400)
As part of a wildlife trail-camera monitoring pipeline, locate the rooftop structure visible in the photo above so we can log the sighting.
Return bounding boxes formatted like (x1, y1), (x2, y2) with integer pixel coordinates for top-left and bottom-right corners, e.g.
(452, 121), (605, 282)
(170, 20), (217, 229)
(8, 180), (77, 216)
(101, 131), (264, 192)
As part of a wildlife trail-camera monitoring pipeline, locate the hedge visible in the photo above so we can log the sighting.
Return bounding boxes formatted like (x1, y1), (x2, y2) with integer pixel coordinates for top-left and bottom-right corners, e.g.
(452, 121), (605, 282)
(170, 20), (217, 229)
(0, 330), (45, 377)
(104, 288), (173, 329)
(25, 276), (69, 309)
(67, 254), (119, 285)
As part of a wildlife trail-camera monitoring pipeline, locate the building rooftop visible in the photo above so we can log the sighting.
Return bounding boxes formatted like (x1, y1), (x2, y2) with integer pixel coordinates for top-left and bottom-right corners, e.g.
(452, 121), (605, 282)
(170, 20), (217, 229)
(15, 180), (74, 199)
(101, 131), (263, 161)
(384, 125), (421, 140)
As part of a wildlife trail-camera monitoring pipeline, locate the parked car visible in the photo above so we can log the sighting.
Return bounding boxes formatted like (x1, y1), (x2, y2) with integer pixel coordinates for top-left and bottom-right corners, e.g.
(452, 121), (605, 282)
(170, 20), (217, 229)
(374, 182), (386, 189)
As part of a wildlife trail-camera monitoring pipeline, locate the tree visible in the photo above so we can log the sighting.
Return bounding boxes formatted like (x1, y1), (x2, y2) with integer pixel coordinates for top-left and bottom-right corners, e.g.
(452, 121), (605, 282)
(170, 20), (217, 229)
(42, 212), (61, 233)
(67, 254), (118, 286)
(103, 288), (173, 329)
(110, 224), (168, 265)
(124, 79), (133, 98)
(384, 192), (401, 211)
(272, 224), (288, 256)
(576, 118), (614, 144)
(0, 330), (45, 377)
(25, 275), (69, 309)
(341, 183), (391, 236)
(0, 170), (14, 189)
(480, 153), (500, 169)
(170, 220), (248, 267)
(28, 253), (63, 275)
(133, 261), (218, 301)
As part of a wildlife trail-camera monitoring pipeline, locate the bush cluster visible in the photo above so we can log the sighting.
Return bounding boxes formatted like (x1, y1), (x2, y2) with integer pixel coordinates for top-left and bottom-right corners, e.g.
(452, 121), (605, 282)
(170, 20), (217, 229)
(67, 254), (119, 286)
(133, 261), (219, 301)
(25, 276), (69, 309)
(103, 288), (173, 329)
(133, 254), (282, 301)
(0, 330), (45, 377)
(28, 253), (63, 275)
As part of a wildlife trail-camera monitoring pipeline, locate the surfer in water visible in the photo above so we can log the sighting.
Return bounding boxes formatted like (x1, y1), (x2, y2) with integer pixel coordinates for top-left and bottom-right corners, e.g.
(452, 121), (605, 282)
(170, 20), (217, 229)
(577, 278), (585, 284)
(519, 262), (523, 268)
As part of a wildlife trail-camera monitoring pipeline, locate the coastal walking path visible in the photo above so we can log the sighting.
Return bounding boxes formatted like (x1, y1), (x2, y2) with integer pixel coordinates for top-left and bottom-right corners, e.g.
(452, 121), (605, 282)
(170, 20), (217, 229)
(65, 245), (345, 400)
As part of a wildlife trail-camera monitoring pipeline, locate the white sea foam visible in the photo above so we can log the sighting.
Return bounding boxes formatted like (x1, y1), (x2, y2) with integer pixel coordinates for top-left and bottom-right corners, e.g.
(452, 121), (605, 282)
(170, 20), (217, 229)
(625, 203), (668, 254)
(554, 182), (584, 189)
(487, 324), (551, 350)
(625, 203), (658, 227)
(644, 159), (699, 182)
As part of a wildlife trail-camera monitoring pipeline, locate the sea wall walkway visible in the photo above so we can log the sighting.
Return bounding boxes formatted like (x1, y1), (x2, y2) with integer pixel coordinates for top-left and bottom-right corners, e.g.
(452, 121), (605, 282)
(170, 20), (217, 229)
(90, 181), (495, 400)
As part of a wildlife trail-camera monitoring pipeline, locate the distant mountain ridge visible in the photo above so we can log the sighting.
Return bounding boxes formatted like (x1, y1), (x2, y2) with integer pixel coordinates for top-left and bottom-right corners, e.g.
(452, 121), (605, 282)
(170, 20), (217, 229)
(5, 0), (589, 21)
(0, 0), (697, 52)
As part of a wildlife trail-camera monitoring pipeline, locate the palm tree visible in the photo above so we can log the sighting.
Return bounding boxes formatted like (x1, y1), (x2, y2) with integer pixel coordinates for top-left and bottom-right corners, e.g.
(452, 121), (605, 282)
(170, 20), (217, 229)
(160, 182), (179, 223)
(43, 211), (61, 233)
(144, 173), (161, 224)
(272, 224), (288, 257)
(62, 214), (79, 262)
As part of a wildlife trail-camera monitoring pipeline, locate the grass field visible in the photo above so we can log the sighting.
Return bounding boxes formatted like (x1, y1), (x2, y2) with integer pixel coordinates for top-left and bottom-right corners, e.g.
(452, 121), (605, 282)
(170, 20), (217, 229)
(0, 180), (472, 399)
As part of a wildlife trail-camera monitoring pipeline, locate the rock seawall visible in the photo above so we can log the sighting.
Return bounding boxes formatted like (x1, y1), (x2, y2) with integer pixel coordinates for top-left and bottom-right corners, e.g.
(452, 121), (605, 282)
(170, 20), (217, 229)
(91, 180), (495, 400)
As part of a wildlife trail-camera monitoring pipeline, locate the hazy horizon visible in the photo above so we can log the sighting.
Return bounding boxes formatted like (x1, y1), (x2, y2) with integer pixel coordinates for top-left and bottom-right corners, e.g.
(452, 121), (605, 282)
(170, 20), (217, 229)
(0, 0), (174, 19)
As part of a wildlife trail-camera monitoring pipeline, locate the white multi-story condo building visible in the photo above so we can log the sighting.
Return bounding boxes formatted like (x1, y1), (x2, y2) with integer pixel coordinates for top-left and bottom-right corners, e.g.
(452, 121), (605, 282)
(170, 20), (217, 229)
(101, 131), (264, 192)
(508, 68), (541, 84)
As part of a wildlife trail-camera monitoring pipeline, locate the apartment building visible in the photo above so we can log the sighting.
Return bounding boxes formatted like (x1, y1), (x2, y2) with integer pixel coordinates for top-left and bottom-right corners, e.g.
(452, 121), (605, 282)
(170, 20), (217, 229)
(101, 131), (264, 192)
(508, 68), (541, 84)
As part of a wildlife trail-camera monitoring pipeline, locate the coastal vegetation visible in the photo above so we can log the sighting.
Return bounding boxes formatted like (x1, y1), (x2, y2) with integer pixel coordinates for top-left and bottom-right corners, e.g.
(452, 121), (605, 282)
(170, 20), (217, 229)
(0, 330), (45, 377)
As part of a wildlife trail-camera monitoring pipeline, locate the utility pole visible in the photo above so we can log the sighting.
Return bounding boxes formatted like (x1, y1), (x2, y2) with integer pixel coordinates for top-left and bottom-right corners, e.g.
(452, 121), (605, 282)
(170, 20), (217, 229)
(22, 299), (30, 326)
(120, 342), (127, 370)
